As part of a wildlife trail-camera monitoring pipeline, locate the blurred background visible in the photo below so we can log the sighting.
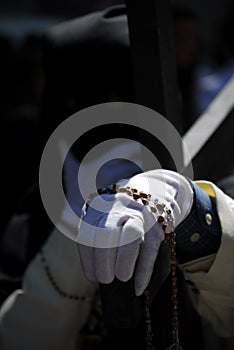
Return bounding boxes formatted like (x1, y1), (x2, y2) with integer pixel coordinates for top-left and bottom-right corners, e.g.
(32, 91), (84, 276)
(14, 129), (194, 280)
(0, 0), (232, 52)
(0, 0), (233, 233)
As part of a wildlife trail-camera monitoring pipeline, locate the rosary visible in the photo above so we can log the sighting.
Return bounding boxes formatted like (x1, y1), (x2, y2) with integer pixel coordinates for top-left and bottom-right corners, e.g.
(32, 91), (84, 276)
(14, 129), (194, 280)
(84, 183), (183, 350)
(144, 226), (183, 350)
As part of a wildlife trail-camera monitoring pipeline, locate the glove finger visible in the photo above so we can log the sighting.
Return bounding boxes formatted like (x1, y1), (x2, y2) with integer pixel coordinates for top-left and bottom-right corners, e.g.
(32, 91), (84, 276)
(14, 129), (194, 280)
(77, 215), (99, 283)
(115, 217), (144, 282)
(134, 224), (164, 296)
(115, 238), (142, 282)
(77, 244), (97, 283)
(94, 245), (117, 284)
(93, 212), (124, 283)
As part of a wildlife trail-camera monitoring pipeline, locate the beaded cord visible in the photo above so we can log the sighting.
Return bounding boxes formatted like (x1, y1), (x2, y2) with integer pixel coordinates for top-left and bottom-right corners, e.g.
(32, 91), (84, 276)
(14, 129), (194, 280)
(144, 289), (154, 350)
(40, 249), (92, 302)
(84, 184), (175, 232)
(84, 184), (183, 350)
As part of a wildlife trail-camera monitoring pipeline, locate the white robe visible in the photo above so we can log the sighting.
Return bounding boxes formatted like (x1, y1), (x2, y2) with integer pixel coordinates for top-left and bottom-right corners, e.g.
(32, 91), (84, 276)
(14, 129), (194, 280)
(0, 180), (234, 350)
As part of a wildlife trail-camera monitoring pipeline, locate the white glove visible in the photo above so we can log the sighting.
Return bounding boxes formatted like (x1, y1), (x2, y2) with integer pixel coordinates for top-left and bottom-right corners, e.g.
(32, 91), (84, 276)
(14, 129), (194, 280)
(77, 169), (194, 296)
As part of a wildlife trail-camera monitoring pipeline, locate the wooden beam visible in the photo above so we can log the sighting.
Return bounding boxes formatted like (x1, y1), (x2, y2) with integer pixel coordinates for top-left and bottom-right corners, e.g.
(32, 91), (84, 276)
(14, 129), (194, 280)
(182, 74), (234, 182)
(125, 0), (182, 133)
(124, 0), (184, 173)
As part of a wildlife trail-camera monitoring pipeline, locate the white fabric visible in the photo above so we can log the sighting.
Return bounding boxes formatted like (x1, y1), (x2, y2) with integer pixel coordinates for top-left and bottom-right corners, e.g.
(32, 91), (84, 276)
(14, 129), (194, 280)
(0, 229), (96, 350)
(1, 173), (234, 348)
(181, 182), (234, 338)
(0, 140), (143, 350)
(78, 169), (194, 295)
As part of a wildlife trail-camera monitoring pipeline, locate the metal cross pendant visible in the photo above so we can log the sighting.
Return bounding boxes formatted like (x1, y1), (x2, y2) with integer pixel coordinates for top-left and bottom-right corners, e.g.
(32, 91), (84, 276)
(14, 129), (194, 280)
(167, 344), (183, 350)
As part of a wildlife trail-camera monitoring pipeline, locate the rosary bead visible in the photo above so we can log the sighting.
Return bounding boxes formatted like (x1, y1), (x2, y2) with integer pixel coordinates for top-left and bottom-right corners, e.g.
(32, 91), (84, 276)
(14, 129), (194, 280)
(172, 297), (179, 306)
(170, 231), (176, 239)
(131, 188), (138, 193)
(172, 309), (179, 317)
(140, 192), (148, 198)
(156, 202), (165, 210)
(165, 233), (171, 241)
(171, 252), (177, 260)
(150, 206), (157, 213)
(170, 241), (176, 249)
(170, 263), (177, 272)
(172, 317), (179, 328)
(158, 215), (164, 223)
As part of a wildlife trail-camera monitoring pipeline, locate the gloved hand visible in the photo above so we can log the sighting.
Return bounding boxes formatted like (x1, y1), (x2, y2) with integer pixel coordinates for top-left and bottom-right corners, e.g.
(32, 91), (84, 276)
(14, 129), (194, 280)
(77, 169), (194, 296)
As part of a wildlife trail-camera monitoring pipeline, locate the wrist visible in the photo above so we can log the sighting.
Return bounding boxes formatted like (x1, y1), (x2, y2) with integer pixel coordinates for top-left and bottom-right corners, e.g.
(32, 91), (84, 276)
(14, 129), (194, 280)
(176, 181), (222, 264)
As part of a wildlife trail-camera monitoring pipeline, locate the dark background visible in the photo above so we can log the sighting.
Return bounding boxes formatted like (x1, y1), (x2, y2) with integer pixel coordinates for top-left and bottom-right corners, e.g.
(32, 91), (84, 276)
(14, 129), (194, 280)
(0, 0), (232, 51)
(0, 0), (233, 230)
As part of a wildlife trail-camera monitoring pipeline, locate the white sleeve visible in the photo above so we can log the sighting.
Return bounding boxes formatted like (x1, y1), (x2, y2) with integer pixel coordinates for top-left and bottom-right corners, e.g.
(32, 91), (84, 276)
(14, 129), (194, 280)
(181, 182), (234, 338)
(0, 228), (97, 350)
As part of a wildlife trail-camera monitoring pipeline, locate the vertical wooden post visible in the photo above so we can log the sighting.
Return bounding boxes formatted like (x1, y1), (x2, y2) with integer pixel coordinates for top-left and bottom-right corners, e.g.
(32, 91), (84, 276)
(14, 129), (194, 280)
(125, 0), (184, 171)
(125, 0), (182, 132)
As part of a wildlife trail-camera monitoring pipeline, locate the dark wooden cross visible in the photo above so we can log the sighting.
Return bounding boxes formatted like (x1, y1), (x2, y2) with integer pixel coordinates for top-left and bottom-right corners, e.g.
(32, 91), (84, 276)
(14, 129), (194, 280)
(125, 0), (234, 183)
(100, 0), (234, 344)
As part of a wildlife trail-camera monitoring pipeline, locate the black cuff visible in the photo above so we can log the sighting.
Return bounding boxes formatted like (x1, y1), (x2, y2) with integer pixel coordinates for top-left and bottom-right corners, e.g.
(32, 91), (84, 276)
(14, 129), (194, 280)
(175, 181), (222, 264)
